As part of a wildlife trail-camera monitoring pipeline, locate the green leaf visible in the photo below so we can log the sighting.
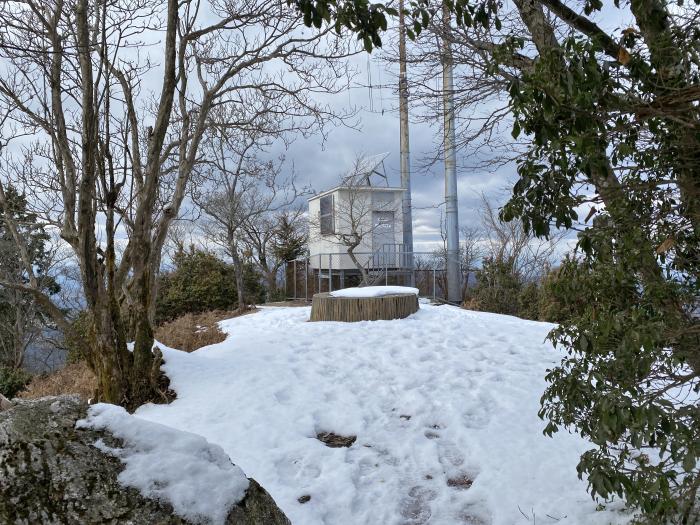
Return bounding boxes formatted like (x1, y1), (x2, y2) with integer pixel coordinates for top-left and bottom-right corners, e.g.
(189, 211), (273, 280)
(512, 121), (521, 139)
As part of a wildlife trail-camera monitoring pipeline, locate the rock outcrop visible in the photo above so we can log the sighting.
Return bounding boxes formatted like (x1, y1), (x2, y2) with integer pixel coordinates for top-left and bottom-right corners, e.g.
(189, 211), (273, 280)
(0, 393), (12, 411)
(0, 396), (290, 525)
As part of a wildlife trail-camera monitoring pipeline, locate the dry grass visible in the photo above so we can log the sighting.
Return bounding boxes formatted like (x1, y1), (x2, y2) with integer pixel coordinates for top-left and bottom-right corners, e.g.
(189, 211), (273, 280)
(461, 297), (482, 311)
(265, 300), (310, 307)
(18, 309), (256, 401)
(155, 308), (257, 352)
(19, 361), (97, 401)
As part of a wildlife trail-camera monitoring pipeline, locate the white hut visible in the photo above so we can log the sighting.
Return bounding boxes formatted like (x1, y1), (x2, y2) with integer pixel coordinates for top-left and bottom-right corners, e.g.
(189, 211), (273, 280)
(307, 154), (412, 288)
(308, 186), (405, 268)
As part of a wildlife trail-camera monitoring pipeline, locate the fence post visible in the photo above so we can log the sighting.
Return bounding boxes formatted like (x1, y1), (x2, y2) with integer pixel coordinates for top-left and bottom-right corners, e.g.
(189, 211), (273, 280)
(329, 254), (333, 293)
(433, 268), (436, 302)
(305, 258), (308, 301)
(318, 254), (322, 293)
(293, 260), (297, 300)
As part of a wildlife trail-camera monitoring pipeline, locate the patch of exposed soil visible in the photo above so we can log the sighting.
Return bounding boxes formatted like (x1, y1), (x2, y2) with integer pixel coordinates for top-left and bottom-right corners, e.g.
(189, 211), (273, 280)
(316, 431), (356, 448)
(447, 475), (474, 490)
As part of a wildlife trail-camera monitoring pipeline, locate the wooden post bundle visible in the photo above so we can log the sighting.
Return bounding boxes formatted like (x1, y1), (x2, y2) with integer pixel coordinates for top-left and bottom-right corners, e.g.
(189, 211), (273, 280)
(310, 292), (419, 322)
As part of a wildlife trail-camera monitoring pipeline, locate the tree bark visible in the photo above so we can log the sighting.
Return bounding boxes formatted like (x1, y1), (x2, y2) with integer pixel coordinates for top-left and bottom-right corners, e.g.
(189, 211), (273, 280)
(347, 245), (369, 286)
(229, 240), (249, 313)
(123, 0), (178, 407)
(266, 272), (277, 298)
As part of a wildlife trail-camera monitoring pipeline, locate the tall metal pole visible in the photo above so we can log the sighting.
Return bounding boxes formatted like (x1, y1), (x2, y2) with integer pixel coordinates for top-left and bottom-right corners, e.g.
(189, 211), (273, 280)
(398, 0), (414, 286)
(442, 5), (461, 303)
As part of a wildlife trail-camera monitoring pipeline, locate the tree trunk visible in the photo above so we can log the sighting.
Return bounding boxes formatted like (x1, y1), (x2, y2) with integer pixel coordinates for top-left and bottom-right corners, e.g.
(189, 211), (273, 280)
(11, 295), (24, 369)
(266, 271), (277, 298)
(229, 244), (248, 313)
(85, 291), (161, 409)
(89, 304), (131, 406)
(131, 279), (156, 409)
(347, 246), (369, 286)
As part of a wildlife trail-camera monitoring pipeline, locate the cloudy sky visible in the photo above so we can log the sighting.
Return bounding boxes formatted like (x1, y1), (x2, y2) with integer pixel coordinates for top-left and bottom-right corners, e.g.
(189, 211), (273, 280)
(275, 50), (518, 253)
(4, 1), (629, 257)
(270, 2), (631, 254)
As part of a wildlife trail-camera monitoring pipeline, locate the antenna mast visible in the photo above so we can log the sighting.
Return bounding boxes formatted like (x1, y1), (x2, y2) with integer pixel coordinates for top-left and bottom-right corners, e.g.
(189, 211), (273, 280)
(398, 0), (414, 281)
(442, 4), (461, 303)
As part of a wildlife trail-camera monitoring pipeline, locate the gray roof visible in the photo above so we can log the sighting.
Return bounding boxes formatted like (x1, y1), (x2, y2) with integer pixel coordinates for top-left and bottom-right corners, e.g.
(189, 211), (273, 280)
(308, 185), (404, 201)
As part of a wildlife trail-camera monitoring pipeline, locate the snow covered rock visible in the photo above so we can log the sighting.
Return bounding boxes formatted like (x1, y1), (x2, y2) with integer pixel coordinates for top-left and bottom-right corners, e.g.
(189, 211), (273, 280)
(0, 396), (290, 525)
(329, 285), (419, 298)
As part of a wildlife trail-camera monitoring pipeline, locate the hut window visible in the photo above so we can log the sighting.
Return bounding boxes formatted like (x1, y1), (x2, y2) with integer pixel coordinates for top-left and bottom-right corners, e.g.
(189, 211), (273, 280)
(319, 194), (334, 235)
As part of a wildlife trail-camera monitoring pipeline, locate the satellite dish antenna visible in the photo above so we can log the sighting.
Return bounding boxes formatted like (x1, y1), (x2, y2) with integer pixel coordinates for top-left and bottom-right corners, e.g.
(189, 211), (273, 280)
(356, 152), (390, 186)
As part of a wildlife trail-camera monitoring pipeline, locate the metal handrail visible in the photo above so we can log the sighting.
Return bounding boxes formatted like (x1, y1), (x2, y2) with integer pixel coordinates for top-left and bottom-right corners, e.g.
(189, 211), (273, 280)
(286, 251), (471, 302)
(293, 250), (456, 270)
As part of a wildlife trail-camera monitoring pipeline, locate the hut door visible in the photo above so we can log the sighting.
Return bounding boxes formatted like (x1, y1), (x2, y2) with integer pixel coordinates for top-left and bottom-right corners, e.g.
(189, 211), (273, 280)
(372, 211), (395, 267)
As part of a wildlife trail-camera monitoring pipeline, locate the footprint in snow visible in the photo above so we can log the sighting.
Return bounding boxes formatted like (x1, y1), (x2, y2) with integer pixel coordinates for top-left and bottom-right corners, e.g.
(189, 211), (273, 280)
(457, 506), (491, 525)
(437, 440), (465, 467)
(274, 456), (321, 480)
(273, 389), (292, 404)
(461, 395), (494, 429)
(363, 444), (400, 466)
(399, 486), (437, 525)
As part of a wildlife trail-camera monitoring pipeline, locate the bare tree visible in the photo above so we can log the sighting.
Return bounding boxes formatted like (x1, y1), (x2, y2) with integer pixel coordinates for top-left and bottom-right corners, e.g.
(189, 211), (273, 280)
(311, 155), (400, 285)
(464, 193), (564, 313)
(194, 118), (305, 312)
(378, 6), (536, 171)
(0, 291), (41, 370)
(433, 216), (484, 297)
(244, 207), (307, 299)
(479, 194), (563, 282)
(0, 0), (355, 407)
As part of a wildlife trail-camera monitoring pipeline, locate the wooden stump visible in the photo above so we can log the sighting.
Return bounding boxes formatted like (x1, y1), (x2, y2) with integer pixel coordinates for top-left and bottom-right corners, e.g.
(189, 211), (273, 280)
(309, 292), (419, 322)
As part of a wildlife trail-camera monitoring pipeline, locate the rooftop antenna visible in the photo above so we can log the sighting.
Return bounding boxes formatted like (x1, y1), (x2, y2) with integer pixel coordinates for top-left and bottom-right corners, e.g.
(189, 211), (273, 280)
(442, 4), (461, 303)
(398, 0), (415, 283)
(345, 152), (390, 186)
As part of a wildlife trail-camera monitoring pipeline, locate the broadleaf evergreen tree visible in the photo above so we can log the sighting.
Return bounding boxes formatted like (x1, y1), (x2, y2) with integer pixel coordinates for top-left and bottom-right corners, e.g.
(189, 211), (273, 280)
(0, 185), (59, 371)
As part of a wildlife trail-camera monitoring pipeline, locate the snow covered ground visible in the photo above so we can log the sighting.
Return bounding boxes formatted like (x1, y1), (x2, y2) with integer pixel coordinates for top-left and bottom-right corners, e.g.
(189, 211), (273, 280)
(136, 303), (632, 525)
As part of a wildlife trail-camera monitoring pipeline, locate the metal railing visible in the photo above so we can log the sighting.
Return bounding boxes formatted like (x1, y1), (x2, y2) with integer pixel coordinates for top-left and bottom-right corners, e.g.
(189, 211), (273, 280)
(285, 250), (468, 302)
